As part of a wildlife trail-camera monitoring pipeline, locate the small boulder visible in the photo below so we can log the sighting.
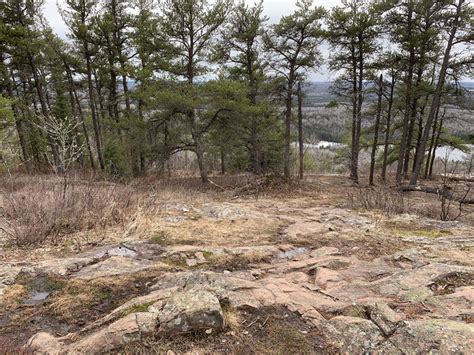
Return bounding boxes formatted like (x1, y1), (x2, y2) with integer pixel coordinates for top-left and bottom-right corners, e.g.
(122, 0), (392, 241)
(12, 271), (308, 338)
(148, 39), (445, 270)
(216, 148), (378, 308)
(366, 302), (403, 336)
(314, 268), (344, 289)
(26, 332), (62, 354)
(201, 203), (248, 219)
(195, 252), (207, 264)
(158, 290), (225, 335)
(185, 259), (198, 267)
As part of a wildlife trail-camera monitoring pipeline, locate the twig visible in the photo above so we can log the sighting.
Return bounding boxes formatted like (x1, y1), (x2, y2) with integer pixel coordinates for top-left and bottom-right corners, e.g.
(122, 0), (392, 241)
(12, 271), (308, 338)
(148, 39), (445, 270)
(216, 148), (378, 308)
(420, 302), (432, 312)
(208, 178), (225, 190)
(246, 316), (260, 328)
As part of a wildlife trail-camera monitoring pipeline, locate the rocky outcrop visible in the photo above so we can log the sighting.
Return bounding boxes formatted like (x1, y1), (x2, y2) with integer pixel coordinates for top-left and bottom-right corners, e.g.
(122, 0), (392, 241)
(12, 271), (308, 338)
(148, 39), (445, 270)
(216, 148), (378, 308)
(6, 205), (473, 354)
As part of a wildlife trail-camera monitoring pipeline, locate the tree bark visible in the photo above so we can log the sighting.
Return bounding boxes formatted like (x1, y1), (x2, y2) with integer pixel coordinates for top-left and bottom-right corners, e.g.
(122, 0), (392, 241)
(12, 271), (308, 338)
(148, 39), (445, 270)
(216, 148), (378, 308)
(297, 81), (304, 180)
(284, 72), (294, 181)
(369, 74), (383, 185)
(382, 73), (395, 183)
(65, 65), (96, 169)
(2, 63), (30, 169)
(396, 4), (415, 185)
(410, 0), (464, 186)
(350, 42), (358, 183)
(429, 109), (445, 177)
(84, 39), (105, 170)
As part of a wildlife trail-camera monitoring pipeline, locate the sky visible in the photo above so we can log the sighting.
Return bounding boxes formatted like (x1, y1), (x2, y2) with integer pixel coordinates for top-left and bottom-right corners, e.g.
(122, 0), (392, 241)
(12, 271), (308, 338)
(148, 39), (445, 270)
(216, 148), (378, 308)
(41, 0), (342, 81)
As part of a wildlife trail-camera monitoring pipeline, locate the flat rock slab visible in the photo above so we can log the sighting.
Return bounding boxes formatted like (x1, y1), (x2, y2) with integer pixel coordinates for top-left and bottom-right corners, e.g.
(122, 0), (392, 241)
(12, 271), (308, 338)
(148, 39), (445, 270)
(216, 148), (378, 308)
(73, 256), (157, 279)
(200, 203), (250, 219)
(378, 319), (474, 353)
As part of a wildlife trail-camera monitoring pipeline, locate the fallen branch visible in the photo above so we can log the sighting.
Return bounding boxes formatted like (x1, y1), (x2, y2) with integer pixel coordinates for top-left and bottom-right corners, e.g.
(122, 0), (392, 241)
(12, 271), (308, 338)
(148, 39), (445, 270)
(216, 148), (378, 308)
(399, 185), (474, 204)
(208, 178), (225, 190)
(440, 174), (474, 183)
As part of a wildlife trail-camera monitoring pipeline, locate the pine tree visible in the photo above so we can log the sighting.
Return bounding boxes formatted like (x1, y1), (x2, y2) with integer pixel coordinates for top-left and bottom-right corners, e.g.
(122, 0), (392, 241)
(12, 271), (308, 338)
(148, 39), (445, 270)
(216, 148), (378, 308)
(264, 0), (325, 180)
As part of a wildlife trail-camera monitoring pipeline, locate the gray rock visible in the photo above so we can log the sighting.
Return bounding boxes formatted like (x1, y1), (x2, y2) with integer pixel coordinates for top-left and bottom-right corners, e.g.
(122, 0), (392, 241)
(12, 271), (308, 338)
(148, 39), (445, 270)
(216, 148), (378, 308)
(366, 302), (403, 336)
(377, 319), (474, 353)
(158, 290), (225, 335)
(185, 259), (198, 267)
(73, 256), (156, 279)
(201, 203), (248, 219)
(323, 316), (384, 353)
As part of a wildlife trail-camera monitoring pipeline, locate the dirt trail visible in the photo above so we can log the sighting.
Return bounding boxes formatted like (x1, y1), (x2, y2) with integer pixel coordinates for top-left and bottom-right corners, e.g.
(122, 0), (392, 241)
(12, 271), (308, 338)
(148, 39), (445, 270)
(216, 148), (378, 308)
(1, 194), (473, 353)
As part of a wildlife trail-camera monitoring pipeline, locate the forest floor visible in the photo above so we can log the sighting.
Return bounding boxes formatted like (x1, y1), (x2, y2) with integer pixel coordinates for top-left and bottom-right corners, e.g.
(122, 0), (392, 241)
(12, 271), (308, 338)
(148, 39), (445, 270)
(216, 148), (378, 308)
(0, 174), (473, 354)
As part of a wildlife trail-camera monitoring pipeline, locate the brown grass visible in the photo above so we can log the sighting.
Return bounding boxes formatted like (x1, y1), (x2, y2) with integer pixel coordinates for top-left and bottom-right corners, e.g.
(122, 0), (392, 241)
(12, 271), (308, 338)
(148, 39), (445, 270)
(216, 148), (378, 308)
(0, 174), (136, 246)
(346, 186), (408, 215)
(48, 271), (160, 324)
(113, 306), (328, 354)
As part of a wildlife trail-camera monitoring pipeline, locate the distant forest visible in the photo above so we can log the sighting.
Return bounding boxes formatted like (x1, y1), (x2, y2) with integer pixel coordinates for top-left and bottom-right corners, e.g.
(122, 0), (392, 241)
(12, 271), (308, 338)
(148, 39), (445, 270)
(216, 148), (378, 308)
(0, 0), (472, 185)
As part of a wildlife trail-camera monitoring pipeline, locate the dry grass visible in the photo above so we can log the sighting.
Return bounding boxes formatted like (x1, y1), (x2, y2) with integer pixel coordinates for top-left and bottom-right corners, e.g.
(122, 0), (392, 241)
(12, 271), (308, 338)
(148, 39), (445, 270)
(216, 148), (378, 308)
(346, 186), (408, 215)
(144, 218), (281, 247)
(114, 306), (326, 355)
(0, 174), (136, 246)
(0, 284), (28, 306)
(48, 271), (159, 324)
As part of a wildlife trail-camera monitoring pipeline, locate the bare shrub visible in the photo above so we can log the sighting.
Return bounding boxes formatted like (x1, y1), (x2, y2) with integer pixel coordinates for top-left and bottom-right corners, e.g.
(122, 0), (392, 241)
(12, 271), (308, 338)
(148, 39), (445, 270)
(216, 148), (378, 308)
(0, 175), (135, 246)
(348, 186), (407, 215)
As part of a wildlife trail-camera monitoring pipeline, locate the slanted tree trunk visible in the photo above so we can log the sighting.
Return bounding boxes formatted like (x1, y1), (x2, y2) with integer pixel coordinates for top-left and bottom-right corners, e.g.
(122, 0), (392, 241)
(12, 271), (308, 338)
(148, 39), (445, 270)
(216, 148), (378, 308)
(369, 74), (383, 185)
(396, 4), (415, 185)
(429, 108), (445, 177)
(65, 65), (95, 169)
(424, 105), (440, 177)
(84, 40), (105, 170)
(297, 81), (304, 180)
(63, 66), (85, 167)
(403, 67), (424, 179)
(28, 55), (61, 168)
(410, 0), (464, 186)
(2, 62), (30, 169)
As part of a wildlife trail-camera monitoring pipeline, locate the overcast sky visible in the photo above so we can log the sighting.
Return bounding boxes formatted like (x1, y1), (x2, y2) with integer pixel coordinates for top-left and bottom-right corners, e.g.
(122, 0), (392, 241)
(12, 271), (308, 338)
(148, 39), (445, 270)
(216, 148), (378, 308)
(42, 0), (343, 81)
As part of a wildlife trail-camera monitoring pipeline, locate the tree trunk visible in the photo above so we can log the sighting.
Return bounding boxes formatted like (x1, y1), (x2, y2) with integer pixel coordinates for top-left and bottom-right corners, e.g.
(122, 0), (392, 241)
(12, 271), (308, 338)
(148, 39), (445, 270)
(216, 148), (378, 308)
(403, 67), (424, 179)
(429, 109), (445, 177)
(194, 138), (208, 183)
(220, 145), (225, 175)
(410, 0), (463, 186)
(121, 72), (131, 118)
(28, 55), (61, 168)
(412, 114), (423, 173)
(297, 81), (304, 180)
(424, 105), (440, 178)
(2, 65), (30, 169)
(381, 73), (395, 183)
(352, 42), (364, 184)
(284, 73), (294, 181)
(369, 74), (383, 185)
(350, 44), (358, 183)
(63, 67), (85, 167)
(396, 4), (415, 185)
(66, 65), (96, 169)
(83, 41), (105, 170)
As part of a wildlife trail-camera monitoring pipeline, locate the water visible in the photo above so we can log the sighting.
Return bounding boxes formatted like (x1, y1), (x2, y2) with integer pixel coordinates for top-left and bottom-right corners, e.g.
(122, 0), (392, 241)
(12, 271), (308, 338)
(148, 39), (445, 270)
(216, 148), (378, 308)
(433, 145), (473, 162)
(24, 290), (52, 305)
